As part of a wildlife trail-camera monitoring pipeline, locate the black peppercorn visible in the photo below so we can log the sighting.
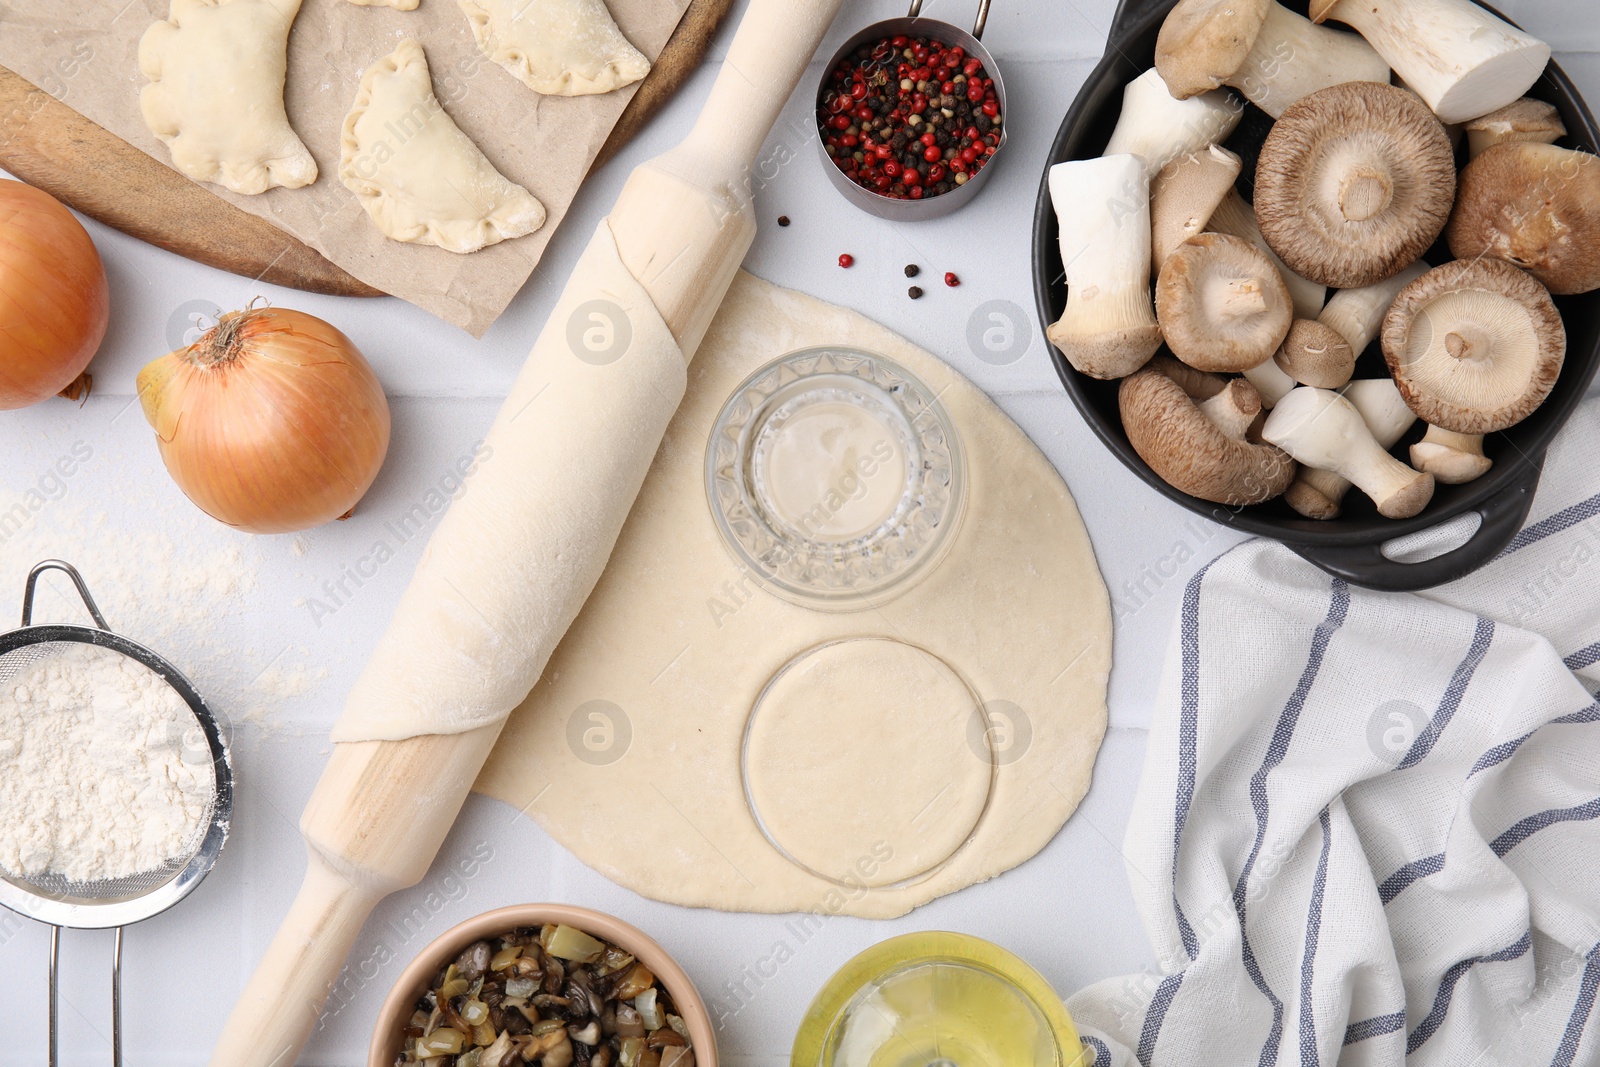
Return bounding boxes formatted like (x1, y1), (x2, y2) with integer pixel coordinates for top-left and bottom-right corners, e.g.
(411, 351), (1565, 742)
(908, 286), (924, 299)
(904, 264), (920, 277)
(777, 215), (790, 227)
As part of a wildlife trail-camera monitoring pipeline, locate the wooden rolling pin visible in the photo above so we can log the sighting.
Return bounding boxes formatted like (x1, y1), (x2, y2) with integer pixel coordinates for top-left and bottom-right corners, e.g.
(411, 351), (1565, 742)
(208, 0), (845, 1063)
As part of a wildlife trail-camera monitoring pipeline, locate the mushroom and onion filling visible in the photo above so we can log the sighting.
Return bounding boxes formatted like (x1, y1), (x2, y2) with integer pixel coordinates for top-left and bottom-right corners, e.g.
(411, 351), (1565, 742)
(396, 925), (695, 1067)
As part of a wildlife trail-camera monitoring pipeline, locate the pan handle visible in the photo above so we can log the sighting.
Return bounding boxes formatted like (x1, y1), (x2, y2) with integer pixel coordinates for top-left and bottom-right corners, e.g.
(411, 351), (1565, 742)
(1110, 0), (1172, 40)
(906, 0), (992, 38)
(1282, 453), (1545, 592)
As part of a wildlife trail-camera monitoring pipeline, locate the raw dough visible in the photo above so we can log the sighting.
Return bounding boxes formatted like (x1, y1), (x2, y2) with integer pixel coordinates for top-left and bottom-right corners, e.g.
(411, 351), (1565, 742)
(340, 39), (547, 254)
(138, 0), (318, 194)
(744, 638), (992, 888)
(347, 0), (418, 8)
(329, 217), (685, 742)
(472, 273), (1114, 918)
(458, 0), (651, 97)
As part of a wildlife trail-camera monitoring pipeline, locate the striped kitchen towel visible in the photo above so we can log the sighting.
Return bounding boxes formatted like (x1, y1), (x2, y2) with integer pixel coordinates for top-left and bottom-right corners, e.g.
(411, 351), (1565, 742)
(1068, 396), (1600, 1066)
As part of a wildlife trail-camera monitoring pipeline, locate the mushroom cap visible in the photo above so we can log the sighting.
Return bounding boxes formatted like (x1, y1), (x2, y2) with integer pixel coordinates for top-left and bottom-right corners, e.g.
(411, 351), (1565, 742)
(1151, 145), (1244, 273)
(1154, 0), (1271, 99)
(1156, 232), (1294, 372)
(1306, 0), (1338, 22)
(1119, 356), (1296, 506)
(1447, 142), (1600, 296)
(1255, 82), (1456, 289)
(1462, 97), (1567, 158)
(1276, 319), (1356, 388)
(1381, 258), (1567, 434)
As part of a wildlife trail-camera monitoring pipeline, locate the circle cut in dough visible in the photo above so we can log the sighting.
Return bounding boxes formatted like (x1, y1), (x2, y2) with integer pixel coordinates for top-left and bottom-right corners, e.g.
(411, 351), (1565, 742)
(742, 637), (993, 888)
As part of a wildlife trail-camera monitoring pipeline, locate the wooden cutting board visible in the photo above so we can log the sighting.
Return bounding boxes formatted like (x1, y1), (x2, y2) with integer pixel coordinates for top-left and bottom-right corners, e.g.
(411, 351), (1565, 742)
(0, 0), (735, 298)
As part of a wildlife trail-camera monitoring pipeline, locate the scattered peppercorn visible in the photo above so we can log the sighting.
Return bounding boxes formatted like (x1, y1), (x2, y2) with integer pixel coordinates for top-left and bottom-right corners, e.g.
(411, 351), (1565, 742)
(908, 285), (924, 299)
(905, 264), (920, 278)
(817, 33), (1003, 202)
(838, 253), (854, 268)
(944, 271), (960, 287)
(778, 215), (791, 227)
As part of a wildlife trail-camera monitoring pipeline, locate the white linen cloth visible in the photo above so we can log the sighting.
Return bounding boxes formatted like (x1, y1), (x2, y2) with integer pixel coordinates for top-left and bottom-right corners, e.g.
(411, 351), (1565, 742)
(1069, 397), (1600, 1067)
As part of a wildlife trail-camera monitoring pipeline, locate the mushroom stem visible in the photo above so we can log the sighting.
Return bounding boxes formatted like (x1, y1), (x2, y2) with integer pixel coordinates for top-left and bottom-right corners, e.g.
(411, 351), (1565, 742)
(1286, 378), (1419, 518)
(1199, 378), (1263, 439)
(1317, 261), (1431, 357)
(1310, 0), (1550, 125)
(1103, 68), (1243, 181)
(1047, 155), (1163, 380)
(1209, 190), (1326, 319)
(1263, 386), (1434, 519)
(1411, 424), (1493, 483)
(1338, 168), (1394, 222)
(1219, 279), (1269, 320)
(1242, 358), (1299, 408)
(1230, 4), (1390, 118)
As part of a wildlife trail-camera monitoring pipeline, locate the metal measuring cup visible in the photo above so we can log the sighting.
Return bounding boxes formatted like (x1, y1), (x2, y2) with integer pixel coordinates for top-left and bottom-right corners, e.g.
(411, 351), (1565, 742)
(815, 0), (1007, 221)
(0, 560), (233, 1066)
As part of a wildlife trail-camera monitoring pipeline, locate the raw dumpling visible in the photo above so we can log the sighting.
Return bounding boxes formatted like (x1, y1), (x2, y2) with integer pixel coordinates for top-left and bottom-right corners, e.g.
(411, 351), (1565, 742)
(458, 0), (651, 97)
(139, 0), (317, 195)
(340, 39), (547, 254)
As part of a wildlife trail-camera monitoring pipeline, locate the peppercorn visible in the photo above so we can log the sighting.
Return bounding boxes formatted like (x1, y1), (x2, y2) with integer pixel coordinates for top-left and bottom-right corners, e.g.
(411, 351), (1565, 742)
(904, 264), (920, 277)
(838, 253), (854, 268)
(778, 215), (790, 227)
(908, 286), (923, 299)
(944, 271), (959, 287)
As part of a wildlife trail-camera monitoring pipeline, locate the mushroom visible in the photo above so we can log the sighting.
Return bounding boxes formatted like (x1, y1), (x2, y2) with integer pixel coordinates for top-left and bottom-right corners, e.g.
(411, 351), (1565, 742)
(1262, 387), (1435, 518)
(1284, 378), (1419, 519)
(1309, 0), (1551, 125)
(1156, 233), (1293, 372)
(1275, 259), (1433, 387)
(1242, 354), (1299, 409)
(1254, 81), (1456, 289)
(1102, 67), (1243, 180)
(1411, 424), (1493, 483)
(1047, 154), (1163, 379)
(1274, 321), (1354, 388)
(1209, 188), (1326, 319)
(1381, 258), (1567, 433)
(1150, 145), (1243, 274)
(1156, 0), (1389, 118)
(1462, 97), (1566, 159)
(1120, 356), (1296, 505)
(1447, 142), (1600, 296)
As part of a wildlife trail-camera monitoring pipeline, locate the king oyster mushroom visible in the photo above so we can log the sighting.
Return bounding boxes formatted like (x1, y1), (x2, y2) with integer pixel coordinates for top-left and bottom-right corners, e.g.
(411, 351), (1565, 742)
(1448, 142), (1600, 296)
(1102, 67), (1243, 181)
(1274, 261), (1433, 388)
(1156, 0), (1389, 118)
(1120, 356), (1296, 506)
(1308, 0), (1550, 125)
(1150, 145), (1243, 275)
(1284, 378), (1418, 519)
(1411, 424), (1493, 483)
(1381, 258), (1566, 434)
(1263, 386), (1435, 519)
(1255, 82), (1456, 289)
(1209, 187), (1326, 320)
(1462, 97), (1566, 159)
(1047, 154), (1163, 379)
(1156, 233), (1293, 372)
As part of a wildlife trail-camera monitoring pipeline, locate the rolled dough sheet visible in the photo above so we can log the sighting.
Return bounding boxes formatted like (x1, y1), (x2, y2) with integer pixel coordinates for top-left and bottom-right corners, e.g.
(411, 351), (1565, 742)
(330, 217), (685, 742)
(474, 274), (1113, 918)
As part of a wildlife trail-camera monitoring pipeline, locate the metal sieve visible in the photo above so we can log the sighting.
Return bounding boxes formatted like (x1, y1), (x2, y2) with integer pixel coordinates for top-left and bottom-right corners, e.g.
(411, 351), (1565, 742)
(0, 559), (233, 1067)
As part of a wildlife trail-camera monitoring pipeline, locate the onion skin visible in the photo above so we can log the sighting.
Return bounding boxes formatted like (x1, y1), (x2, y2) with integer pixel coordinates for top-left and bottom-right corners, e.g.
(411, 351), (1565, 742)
(138, 307), (391, 534)
(0, 179), (109, 409)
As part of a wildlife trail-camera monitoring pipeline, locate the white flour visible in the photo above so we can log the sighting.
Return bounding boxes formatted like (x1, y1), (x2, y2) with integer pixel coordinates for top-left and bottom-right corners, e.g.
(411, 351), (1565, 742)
(0, 642), (211, 883)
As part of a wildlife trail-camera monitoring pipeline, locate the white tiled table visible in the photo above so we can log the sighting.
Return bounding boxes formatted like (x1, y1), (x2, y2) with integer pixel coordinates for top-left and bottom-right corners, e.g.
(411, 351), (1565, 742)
(1, 0), (1595, 1061)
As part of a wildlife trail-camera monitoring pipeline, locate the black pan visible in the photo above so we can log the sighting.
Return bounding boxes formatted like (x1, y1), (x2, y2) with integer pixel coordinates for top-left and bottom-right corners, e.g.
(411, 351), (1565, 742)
(1032, 0), (1600, 591)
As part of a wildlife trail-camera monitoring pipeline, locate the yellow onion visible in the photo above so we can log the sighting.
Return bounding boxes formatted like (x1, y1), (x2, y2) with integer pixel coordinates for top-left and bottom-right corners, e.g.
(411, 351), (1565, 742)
(0, 179), (108, 409)
(138, 306), (391, 534)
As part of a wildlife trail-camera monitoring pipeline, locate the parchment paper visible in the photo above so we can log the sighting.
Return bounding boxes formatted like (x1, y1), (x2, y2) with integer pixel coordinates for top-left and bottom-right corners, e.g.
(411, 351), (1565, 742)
(0, 0), (690, 335)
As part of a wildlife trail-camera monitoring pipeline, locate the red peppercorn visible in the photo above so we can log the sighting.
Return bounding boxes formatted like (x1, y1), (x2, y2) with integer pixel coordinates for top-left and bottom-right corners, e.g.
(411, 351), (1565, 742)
(909, 185), (924, 199)
(963, 57), (982, 76)
(838, 253), (854, 268)
(928, 164), (946, 182)
(982, 99), (999, 117)
(923, 144), (942, 162)
(920, 132), (937, 147)
(884, 160), (901, 177)
(944, 271), (959, 287)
